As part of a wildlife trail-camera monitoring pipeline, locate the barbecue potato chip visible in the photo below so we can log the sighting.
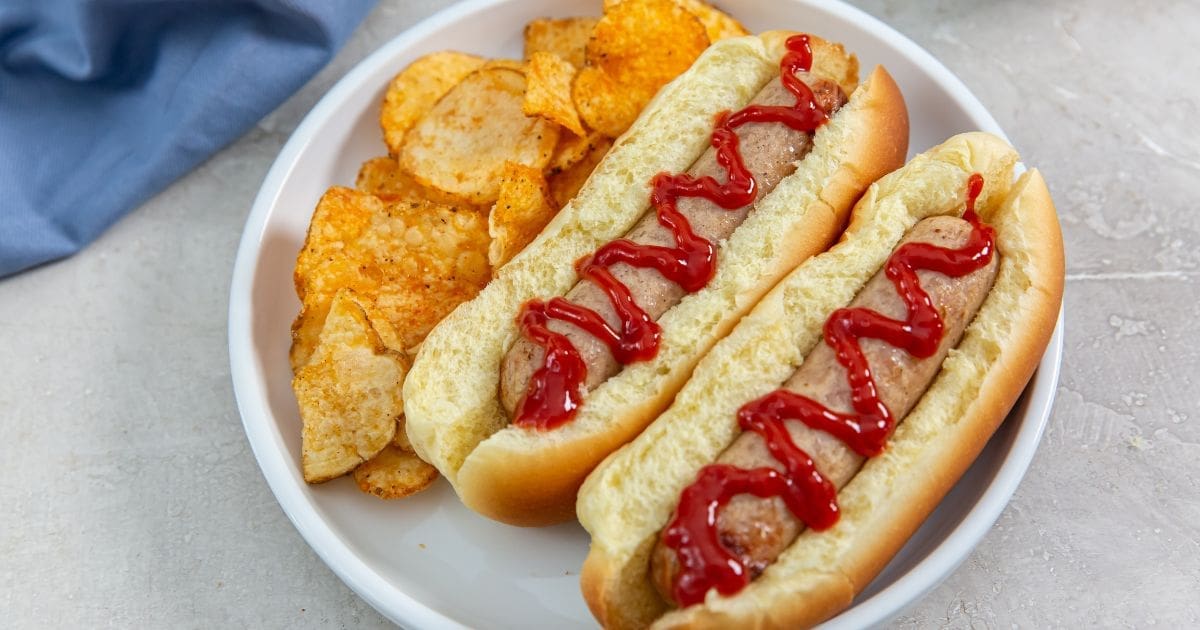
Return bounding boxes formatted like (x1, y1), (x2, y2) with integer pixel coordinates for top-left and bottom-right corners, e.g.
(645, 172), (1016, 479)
(675, 0), (748, 40)
(488, 162), (557, 269)
(547, 130), (608, 175)
(353, 443), (440, 499)
(356, 157), (424, 202)
(355, 156), (475, 207)
(523, 17), (598, 69)
(523, 52), (586, 137)
(548, 134), (614, 208)
(291, 187), (490, 369)
(297, 289), (404, 483)
(602, 0), (746, 42)
(573, 0), (709, 137)
(380, 51), (485, 156)
(481, 58), (528, 73)
(572, 71), (643, 140)
(399, 66), (561, 204)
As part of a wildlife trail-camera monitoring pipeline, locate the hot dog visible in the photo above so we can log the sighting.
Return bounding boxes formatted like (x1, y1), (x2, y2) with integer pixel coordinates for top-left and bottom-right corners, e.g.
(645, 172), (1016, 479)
(578, 132), (1064, 628)
(404, 32), (909, 526)
(649, 214), (1000, 604)
(498, 76), (848, 415)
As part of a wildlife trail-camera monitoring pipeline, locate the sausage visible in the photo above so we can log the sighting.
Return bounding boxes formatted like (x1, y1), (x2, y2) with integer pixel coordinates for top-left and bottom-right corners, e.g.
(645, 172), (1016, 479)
(649, 215), (1002, 603)
(499, 74), (848, 416)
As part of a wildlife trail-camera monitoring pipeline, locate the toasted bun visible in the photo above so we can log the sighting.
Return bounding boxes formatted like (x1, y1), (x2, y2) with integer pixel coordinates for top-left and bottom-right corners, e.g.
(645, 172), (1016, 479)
(404, 32), (910, 526)
(577, 132), (1064, 628)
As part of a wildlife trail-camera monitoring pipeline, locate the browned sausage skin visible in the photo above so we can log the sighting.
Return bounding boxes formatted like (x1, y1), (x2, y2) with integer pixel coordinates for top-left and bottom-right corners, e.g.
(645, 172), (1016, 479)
(649, 215), (1001, 604)
(498, 74), (848, 416)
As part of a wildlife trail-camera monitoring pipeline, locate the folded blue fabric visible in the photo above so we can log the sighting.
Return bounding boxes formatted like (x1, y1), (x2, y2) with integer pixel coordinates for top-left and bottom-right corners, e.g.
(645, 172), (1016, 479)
(0, 0), (376, 277)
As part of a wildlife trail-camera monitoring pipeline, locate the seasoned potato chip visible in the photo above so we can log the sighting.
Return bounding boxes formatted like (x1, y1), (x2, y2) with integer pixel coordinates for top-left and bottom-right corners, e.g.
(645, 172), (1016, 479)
(547, 130), (608, 174)
(488, 162), (557, 269)
(481, 58), (528, 73)
(523, 52), (586, 137)
(398, 66), (561, 204)
(380, 51), (485, 156)
(296, 289), (403, 483)
(572, 71), (642, 139)
(353, 443), (439, 499)
(674, 0), (748, 40)
(355, 156), (475, 207)
(602, 0), (746, 41)
(548, 135), (614, 208)
(523, 17), (598, 69)
(573, 0), (709, 137)
(291, 187), (490, 369)
(356, 157), (422, 202)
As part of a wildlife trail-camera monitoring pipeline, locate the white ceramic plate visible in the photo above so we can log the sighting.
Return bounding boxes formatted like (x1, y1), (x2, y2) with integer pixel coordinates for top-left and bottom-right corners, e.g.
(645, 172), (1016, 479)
(228, 0), (1065, 627)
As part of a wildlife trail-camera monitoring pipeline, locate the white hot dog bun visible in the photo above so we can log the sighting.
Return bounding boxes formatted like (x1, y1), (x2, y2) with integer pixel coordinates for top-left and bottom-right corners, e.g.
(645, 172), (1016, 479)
(577, 132), (1065, 628)
(404, 32), (909, 526)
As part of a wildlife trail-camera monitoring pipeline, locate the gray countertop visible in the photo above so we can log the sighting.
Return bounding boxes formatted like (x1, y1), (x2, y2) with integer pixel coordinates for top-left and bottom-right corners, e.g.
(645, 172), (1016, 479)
(2, 0), (1197, 627)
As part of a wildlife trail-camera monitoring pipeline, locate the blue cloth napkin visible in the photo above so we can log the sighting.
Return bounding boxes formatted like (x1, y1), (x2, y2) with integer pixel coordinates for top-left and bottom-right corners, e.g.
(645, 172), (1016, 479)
(0, 0), (376, 277)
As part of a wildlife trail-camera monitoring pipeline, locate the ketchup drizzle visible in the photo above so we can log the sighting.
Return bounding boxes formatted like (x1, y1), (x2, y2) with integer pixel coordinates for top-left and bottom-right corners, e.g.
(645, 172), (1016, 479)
(514, 35), (831, 430)
(663, 174), (997, 607)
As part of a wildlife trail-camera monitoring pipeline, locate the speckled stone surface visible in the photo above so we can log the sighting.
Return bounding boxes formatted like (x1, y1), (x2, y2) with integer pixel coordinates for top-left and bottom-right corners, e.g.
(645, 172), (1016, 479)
(2, 0), (1197, 627)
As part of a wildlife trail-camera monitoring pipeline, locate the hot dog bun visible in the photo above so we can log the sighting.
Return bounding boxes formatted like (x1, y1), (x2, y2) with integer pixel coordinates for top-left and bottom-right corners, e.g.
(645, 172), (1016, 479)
(404, 32), (909, 526)
(577, 132), (1064, 629)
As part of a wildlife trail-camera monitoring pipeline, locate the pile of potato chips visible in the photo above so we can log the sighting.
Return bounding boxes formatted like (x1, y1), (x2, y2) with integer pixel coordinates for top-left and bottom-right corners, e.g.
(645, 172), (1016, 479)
(291, 0), (746, 499)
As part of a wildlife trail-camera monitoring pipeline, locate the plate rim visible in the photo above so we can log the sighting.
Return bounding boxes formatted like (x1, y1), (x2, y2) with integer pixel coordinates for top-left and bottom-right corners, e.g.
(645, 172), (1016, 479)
(227, 0), (1064, 627)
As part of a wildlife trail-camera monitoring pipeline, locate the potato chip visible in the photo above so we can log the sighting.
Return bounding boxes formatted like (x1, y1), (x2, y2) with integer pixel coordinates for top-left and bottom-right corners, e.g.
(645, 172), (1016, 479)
(392, 419), (415, 450)
(398, 66), (561, 204)
(523, 52), (586, 137)
(547, 130), (608, 175)
(523, 17), (598, 69)
(572, 72), (642, 140)
(291, 187), (491, 369)
(674, 0), (748, 40)
(548, 135), (614, 208)
(356, 157), (421, 202)
(353, 443), (439, 499)
(355, 156), (475, 207)
(488, 162), (557, 269)
(296, 289), (404, 483)
(602, 0), (746, 42)
(573, 0), (709, 137)
(481, 58), (528, 73)
(380, 51), (485, 156)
